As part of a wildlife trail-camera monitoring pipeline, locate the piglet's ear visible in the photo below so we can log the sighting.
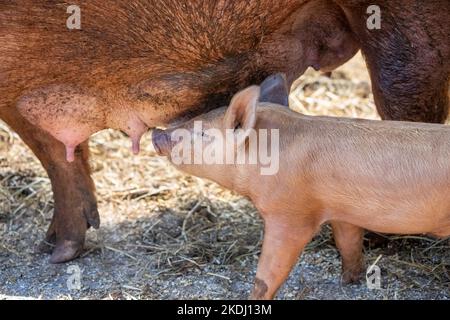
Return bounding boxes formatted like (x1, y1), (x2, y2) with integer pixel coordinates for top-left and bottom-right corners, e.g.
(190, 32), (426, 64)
(224, 85), (259, 133)
(259, 73), (289, 107)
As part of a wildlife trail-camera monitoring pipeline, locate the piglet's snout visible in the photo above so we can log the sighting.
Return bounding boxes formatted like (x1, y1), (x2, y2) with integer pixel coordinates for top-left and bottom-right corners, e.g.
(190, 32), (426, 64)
(152, 129), (171, 156)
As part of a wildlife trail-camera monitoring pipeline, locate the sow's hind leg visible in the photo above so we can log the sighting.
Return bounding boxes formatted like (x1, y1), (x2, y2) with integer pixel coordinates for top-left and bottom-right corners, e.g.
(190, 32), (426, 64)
(0, 108), (99, 263)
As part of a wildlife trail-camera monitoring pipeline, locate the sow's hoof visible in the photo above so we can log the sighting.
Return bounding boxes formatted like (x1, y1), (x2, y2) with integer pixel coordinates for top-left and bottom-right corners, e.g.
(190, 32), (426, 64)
(38, 238), (84, 263)
(50, 240), (84, 264)
(37, 217), (91, 263)
(37, 240), (55, 254)
(37, 204), (99, 263)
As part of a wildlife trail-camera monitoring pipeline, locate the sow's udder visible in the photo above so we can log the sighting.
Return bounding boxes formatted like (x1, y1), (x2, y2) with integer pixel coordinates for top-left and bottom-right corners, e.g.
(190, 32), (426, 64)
(17, 86), (148, 162)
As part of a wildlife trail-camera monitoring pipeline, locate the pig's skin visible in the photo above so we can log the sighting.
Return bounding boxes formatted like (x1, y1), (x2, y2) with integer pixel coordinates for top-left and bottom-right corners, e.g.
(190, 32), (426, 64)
(337, 0), (450, 123)
(153, 84), (450, 299)
(0, 0), (358, 263)
(1, 0), (449, 264)
(334, 0), (450, 251)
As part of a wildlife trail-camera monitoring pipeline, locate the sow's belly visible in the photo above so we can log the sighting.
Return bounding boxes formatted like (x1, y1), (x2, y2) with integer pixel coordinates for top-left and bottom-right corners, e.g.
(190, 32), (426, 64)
(16, 85), (149, 162)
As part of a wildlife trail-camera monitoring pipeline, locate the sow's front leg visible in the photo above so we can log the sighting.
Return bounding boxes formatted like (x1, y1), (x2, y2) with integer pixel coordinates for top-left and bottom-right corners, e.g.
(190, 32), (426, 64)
(337, 1), (450, 123)
(0, 109), (99, 263)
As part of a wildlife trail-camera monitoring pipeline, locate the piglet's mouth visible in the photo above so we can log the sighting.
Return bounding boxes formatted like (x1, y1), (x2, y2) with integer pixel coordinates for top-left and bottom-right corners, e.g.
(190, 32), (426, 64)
(152, 128), (170, 156)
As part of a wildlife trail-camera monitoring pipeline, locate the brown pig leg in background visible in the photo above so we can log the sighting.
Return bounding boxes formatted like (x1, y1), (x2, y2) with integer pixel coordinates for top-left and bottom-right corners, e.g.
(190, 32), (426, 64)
(336, 0), (450, 250)
(0, 109), (99, 263)
(331, 221), (365, 284)
(250, 217), (320, 300)
(337, 0), (450, 124)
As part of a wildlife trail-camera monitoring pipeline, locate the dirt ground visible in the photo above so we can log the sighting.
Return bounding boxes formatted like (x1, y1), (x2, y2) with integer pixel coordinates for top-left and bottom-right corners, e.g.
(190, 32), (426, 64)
(1, 53), (449, 300)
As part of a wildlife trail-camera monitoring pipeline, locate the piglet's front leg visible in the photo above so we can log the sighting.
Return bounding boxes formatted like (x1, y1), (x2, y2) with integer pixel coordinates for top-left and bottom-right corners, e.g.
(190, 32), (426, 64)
(250, 217), (320, 300)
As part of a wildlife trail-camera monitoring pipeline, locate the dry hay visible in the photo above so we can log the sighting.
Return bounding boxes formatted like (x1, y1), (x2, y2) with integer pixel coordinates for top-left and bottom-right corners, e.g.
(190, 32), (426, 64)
(0, 53), (449, 299)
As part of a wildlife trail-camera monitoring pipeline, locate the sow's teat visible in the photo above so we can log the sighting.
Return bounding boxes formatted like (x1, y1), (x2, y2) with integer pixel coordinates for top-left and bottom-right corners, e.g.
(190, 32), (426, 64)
(124, 115), (149, 157)
(65, 145), (77, 163)
(16, 86), (149, 162)
(63, 126), (148, 163)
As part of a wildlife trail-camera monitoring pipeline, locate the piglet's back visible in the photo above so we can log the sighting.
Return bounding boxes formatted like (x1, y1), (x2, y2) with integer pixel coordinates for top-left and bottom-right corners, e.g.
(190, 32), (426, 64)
(290, 113), (450, 235)
(253, 106), (450, 235)
(300, 115), (450, 179)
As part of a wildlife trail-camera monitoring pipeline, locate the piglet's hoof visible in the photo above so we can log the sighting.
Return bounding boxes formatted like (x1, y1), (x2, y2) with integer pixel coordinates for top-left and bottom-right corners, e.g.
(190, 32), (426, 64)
(50, 240), (84, 264)
(341, 268), (363, 285)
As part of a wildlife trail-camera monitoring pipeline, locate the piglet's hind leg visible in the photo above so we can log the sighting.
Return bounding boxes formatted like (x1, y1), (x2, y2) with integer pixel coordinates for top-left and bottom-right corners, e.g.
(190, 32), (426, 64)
(331, 221), (364, 284)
